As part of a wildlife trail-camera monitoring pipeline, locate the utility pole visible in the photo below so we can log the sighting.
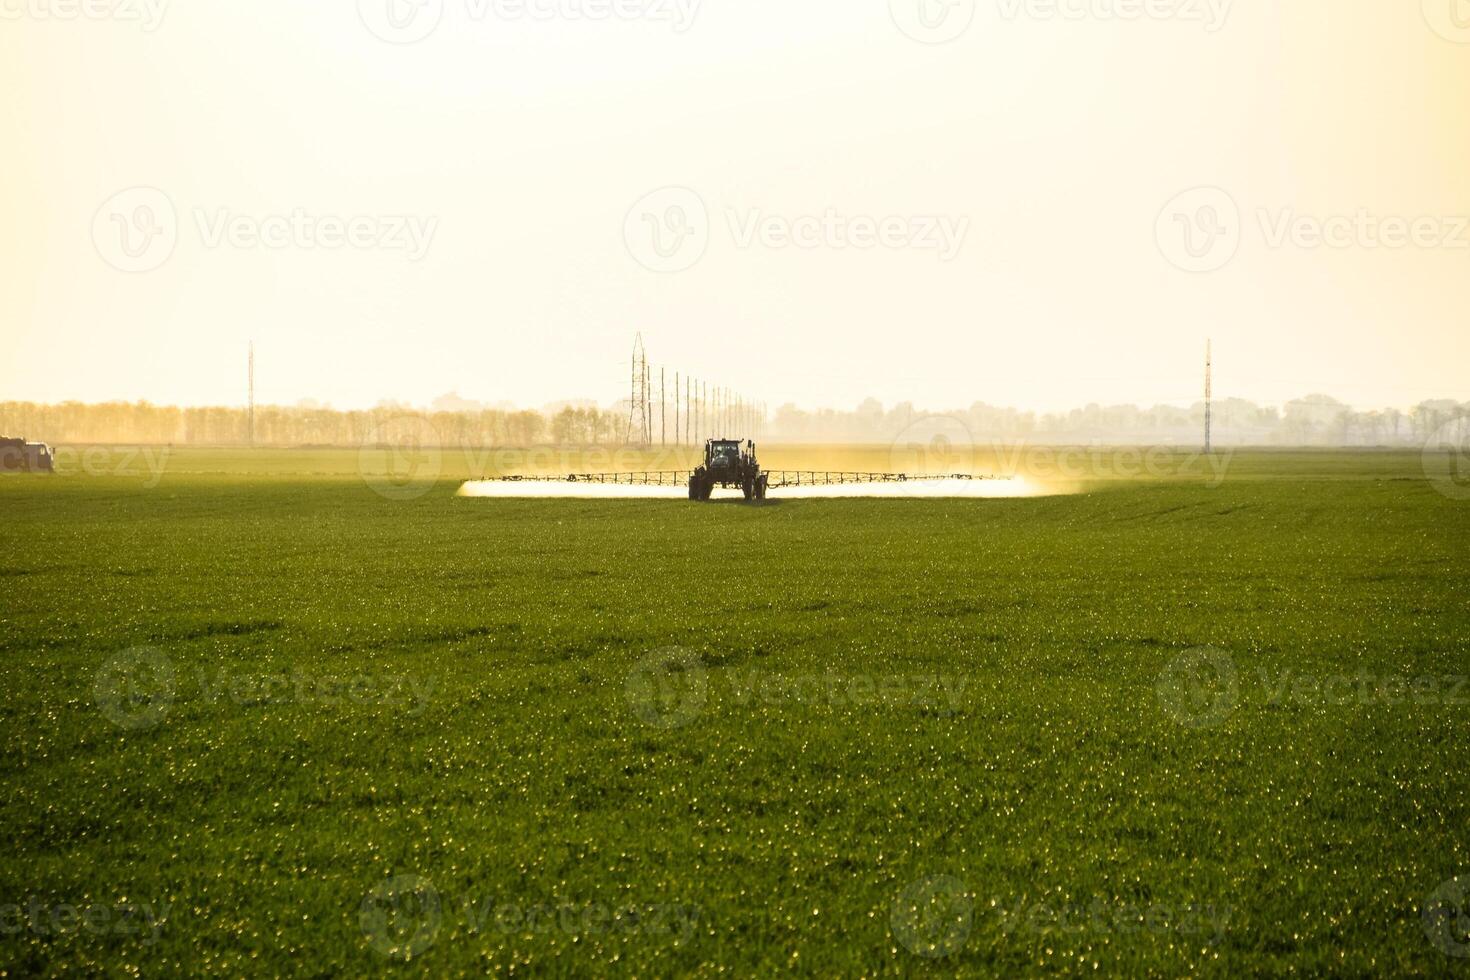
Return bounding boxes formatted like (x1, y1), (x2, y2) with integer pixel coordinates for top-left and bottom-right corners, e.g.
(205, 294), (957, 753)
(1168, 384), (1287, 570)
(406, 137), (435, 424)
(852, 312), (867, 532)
(1204, 338), (1213, 455)
(247, 341), (255, 447)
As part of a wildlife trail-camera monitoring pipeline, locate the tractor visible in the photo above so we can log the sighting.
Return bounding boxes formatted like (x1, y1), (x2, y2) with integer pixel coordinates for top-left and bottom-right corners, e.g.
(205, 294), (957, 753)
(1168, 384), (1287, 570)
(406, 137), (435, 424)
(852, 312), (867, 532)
(0, 438), (54, 473)
(689, 439), (768, 501)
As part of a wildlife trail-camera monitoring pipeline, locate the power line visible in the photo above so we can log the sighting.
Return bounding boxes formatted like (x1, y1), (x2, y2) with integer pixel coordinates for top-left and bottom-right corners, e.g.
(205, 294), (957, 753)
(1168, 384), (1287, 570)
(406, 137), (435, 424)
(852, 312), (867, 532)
(248, 341), (255, 447)
(624, 335), (764, 446)
(1204, 338), (1213, 454)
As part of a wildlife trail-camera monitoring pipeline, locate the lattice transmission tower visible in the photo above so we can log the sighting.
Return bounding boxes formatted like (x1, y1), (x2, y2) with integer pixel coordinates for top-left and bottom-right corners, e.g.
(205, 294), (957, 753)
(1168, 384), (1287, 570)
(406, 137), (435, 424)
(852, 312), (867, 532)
(628, 334), (651, 445)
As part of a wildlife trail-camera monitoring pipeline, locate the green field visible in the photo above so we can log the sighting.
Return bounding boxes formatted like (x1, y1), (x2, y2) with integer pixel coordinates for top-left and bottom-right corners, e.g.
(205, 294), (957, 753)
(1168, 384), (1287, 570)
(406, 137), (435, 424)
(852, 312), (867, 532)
(2, 448), (1468, 975)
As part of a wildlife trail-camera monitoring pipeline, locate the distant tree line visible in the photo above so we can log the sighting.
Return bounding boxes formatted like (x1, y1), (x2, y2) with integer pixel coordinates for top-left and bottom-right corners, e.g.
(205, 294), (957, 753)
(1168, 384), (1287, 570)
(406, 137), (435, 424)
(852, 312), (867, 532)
(1, 395), (1466, 448)
(770, 395), (1470, 447)
(0, 402), (550, 448)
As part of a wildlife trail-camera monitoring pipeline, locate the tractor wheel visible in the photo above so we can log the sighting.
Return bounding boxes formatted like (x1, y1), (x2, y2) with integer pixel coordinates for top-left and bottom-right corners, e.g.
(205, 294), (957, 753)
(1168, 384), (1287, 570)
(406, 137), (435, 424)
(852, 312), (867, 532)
(756, 475), (768, 501)
(688, 477), (698, 500)
(742, 476), (754, 500)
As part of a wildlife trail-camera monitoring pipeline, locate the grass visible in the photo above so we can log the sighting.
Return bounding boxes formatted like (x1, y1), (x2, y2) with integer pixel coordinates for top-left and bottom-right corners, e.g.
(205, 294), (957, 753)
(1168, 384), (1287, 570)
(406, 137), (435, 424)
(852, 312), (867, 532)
(1, 447), (1467, 975)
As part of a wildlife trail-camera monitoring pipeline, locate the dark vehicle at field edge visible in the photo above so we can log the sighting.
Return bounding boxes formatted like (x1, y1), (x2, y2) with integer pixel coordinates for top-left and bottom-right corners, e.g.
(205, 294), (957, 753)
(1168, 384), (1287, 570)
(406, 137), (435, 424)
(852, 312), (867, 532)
(689, 438), (768, 501)
(0, 438), (54, 473)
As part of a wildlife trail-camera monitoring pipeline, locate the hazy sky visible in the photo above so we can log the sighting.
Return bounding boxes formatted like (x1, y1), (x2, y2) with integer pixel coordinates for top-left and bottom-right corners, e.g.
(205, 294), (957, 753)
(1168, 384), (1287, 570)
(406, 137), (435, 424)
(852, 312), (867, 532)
(3, 0), (1468, 414)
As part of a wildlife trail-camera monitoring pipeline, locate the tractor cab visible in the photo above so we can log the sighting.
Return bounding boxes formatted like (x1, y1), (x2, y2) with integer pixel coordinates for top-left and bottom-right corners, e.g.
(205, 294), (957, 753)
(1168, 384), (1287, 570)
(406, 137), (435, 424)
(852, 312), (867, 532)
(708, 440), (742, 468)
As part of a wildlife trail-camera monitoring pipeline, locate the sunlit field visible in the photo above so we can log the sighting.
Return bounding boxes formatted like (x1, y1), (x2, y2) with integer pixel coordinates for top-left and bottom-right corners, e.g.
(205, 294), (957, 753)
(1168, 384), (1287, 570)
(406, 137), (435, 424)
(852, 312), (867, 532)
(2, 447), (1467, 975)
